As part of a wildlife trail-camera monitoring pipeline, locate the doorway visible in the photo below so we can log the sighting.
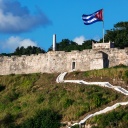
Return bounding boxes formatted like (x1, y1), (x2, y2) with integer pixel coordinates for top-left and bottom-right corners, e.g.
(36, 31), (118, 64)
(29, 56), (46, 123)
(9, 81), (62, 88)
(72, 62), (76, 70)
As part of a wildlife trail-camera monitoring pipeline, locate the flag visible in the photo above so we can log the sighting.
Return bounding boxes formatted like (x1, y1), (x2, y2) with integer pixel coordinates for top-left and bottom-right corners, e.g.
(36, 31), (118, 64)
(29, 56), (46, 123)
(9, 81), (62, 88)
(82, 9), (103, 25)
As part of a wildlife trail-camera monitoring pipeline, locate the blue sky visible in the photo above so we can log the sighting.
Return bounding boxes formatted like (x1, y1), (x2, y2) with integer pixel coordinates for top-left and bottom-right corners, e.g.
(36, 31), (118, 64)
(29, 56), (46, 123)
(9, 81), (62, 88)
(0, 0), (128, 53)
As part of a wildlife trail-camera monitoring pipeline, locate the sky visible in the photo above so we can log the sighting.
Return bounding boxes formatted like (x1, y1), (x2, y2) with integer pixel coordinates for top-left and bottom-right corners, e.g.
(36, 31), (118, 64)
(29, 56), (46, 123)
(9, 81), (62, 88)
(0, 0), (128, 53)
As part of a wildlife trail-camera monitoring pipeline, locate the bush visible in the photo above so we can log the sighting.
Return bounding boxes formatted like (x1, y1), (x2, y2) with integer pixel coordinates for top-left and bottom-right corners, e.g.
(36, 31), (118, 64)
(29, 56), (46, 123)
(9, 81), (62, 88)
(0, 84), (5, 91)
(112, 64), (127, 68)
(123, 113), (128, 123)
(63, 99), (74, 108)
(124, 70), (128, 78)
(0, 113), (15, 127)
(74, 71), (79, 75)
(19, 109), (61, 128)
(5, 90), (19, 102)
(123, 70), (128, 83)
(90, 109), (128, 128)
(37, 95), (45, 104)
(71, 124), (79, 128)
(83, 71), (89, 77)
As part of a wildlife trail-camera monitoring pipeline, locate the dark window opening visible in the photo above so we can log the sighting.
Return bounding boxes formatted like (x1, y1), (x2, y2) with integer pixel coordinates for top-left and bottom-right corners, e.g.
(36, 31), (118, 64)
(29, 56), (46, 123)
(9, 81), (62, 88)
(72, 62), (76, 70)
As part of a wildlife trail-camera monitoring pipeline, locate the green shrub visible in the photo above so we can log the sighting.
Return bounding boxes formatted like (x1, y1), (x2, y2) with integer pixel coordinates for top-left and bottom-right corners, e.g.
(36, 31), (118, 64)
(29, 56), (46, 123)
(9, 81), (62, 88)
(37, 95), (45, 104)
(83, 102), (90, 112)
(112, 64), (127, 68)
(10, 73), (15, 76)
(22, 102), (28, 108)
(89, 109), (128, 128)
(123, 113), (128, 123)
(83, 71), (89, 77)
(78, 86), (85, 92)
(0, 113), (15, 127)
(122, 70), (128, 83)
(75, 107), (86, 118)
(4, 90), (19, 102)
(0, 84), (5, 92)
(63, 99), (74, 108)
(124, 70), (128, 78)
(71, 124), (79, 128)
(74, 71), (79, 75)
(13, 105), (21, 113)
(19, 109), (61, 128)
(0, 103), (6, 112)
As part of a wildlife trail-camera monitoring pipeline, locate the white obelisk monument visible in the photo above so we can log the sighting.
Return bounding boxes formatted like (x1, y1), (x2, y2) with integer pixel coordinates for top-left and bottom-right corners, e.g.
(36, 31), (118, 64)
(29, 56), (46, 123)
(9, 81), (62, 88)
(53, 34), (56, 51)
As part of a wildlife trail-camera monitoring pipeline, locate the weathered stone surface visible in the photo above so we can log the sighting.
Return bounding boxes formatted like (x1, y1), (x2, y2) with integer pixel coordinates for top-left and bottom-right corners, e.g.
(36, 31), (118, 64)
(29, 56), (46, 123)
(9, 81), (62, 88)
(0, 48), (127, 75)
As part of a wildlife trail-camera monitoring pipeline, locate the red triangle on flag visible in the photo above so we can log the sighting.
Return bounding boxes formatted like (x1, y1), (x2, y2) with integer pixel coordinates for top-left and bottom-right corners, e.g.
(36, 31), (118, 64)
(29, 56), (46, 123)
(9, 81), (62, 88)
(95, 9), (103, 20)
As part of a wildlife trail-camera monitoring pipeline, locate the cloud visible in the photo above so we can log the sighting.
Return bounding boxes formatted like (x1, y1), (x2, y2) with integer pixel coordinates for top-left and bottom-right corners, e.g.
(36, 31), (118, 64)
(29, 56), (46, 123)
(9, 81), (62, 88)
(2, 36), (37, 52)
(93, 35), (100, 41)
(0, 0), (51, 33)
(73, 36), (86, 45)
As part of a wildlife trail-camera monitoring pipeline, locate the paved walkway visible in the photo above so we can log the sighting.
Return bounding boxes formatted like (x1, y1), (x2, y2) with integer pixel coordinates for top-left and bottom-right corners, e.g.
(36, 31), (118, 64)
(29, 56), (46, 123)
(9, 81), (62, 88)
(56, 72), (128, 128)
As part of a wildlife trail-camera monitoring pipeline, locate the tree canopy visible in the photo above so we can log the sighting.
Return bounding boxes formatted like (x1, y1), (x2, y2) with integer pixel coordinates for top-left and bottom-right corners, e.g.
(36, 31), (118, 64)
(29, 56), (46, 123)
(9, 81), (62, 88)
(103, 21), (128, 48)
(0, 46), (46, 56)
(13, 46), (46, 55)
(48, 39), (92, 52)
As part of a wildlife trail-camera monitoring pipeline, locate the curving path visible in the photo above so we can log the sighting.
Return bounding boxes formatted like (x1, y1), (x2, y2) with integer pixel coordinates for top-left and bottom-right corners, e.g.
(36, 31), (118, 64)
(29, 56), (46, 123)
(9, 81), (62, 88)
(56, 72), (128, 128)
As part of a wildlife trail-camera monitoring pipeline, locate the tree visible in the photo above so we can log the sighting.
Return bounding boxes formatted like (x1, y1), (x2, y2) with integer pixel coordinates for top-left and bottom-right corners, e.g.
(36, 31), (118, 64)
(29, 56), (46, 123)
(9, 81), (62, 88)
(13, 46), (46, 55)
(56, 39), (80, 52)
(81, 40), (92, 50)
(103, 21), (128, 48)
(48, 39), (92, 52)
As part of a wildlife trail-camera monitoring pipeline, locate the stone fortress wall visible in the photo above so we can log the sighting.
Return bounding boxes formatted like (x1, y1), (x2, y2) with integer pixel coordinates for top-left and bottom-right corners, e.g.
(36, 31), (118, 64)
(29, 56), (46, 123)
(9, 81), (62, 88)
(0, 44), (128, 75)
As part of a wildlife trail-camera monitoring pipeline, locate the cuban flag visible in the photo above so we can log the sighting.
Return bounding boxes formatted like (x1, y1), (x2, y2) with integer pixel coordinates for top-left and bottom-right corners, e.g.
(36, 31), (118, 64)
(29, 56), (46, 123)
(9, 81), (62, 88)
(82, 9), (103, 25)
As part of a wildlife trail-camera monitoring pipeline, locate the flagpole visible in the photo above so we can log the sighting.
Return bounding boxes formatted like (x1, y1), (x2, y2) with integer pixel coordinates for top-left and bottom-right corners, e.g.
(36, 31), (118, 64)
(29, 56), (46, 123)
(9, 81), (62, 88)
(103, 21), (104, 43)
(102, 9), (104, 43)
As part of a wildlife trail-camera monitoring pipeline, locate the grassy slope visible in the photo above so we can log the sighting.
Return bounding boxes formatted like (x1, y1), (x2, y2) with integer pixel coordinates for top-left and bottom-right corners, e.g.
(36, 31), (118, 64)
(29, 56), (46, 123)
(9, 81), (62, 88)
(0, 66), (127, 127)
(86, 105), (128, 128)
(65, 66), (128, 89)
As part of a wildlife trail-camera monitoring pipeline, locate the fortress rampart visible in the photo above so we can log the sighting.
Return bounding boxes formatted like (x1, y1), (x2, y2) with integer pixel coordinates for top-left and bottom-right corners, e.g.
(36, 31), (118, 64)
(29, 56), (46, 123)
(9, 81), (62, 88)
(0, 47), (128, 75)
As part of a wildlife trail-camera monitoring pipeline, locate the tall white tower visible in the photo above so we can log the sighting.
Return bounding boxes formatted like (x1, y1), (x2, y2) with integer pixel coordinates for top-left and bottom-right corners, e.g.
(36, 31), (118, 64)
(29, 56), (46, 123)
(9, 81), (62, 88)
(53, 34), (56, 51)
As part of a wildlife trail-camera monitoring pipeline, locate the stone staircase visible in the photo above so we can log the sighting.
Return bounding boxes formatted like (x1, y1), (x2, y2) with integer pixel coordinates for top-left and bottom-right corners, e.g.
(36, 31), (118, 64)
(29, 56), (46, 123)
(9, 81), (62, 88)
(56, 72), (128, 128)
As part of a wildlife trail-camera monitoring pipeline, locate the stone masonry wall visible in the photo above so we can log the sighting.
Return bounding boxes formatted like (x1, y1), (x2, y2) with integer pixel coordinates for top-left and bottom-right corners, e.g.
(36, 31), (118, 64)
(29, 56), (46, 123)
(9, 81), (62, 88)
(0, 48), (128, 75)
